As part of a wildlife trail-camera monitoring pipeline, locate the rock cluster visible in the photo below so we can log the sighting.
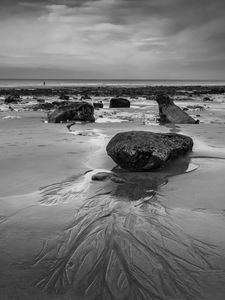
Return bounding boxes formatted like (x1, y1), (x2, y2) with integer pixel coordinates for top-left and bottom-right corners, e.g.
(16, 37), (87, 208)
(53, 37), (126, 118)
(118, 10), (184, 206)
(4, 94), (21, 104)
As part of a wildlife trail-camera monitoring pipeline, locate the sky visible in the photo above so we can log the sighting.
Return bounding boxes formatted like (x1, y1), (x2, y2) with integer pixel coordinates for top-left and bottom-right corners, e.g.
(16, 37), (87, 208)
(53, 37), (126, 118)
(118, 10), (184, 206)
(0, 0), (225, 79)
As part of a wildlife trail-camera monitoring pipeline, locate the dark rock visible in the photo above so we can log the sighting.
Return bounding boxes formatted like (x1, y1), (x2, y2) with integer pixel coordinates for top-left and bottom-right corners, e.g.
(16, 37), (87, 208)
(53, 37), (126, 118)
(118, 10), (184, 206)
(156, 93), (197, 124)
(52, 101), (61, 106)
(48, 101), (95, 123)
(81, 95), (92, 100)
(109, 98), (130, 108)
(93, 102), (103, 109)
(4, 94), (21, 104)
(92, 171), (126, 183)
(59, 94), (70, 100)
(203, 97), (213, 102)
(182, 107), (189, 111)
(208, 88), (225, 94)
(92, 172), (111, 181)
(36, 99), (45, 103)
(106, 131), (193, 171)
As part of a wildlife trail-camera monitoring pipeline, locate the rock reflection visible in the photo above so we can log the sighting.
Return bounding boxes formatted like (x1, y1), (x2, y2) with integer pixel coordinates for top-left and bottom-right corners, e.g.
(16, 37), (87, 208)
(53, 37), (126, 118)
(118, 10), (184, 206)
(111, 156), (197, 200)
(31, 158), (224, 300)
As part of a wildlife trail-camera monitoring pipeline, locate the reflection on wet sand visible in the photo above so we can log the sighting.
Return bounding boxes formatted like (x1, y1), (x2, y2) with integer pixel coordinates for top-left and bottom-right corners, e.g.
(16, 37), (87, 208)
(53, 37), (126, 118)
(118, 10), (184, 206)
(27, 157), (225, 300)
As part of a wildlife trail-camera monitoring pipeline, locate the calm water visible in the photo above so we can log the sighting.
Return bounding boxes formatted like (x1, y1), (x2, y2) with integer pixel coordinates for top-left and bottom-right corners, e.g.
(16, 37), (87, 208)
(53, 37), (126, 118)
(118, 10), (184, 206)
(0, 79), (225, 88)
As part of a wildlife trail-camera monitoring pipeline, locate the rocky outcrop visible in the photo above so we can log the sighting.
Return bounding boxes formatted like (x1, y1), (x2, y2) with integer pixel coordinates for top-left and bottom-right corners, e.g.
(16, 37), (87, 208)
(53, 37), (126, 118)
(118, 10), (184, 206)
(109, 98), (130, 108)
(156, 93), (197, 124)
(106, 131), (193, 171)
(48, 101), (95, 123)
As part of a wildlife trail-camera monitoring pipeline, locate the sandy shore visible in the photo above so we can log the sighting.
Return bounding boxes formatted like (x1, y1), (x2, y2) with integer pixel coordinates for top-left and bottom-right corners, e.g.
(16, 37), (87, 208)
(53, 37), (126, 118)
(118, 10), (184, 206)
(1, 89), (225, 299)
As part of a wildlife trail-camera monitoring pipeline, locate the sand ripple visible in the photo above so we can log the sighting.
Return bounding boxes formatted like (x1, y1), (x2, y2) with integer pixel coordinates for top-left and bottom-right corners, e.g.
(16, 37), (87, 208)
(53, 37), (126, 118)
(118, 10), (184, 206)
(32, 158), (225, 299)
(33, 193), (224, 300)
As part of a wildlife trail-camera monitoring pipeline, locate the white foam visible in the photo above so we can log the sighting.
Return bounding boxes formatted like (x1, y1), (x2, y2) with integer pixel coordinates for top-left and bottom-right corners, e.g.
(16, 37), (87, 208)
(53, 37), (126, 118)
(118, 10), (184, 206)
(0, 105), (10, 112)
(69, 129), (101, 137)
(96, 117), (128, 123)
(2, 115), (21, 119)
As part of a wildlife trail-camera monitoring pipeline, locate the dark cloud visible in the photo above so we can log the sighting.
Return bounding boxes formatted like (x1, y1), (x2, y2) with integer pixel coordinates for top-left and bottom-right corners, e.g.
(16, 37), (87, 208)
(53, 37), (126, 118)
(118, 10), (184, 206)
(0, 0), (99, 18)
(113, 0), (225, 34)
(0, 0), (225, 79)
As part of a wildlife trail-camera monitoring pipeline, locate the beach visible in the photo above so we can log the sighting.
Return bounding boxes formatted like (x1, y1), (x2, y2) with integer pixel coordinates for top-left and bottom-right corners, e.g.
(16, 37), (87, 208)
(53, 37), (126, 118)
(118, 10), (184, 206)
(1, 85), (225, 299)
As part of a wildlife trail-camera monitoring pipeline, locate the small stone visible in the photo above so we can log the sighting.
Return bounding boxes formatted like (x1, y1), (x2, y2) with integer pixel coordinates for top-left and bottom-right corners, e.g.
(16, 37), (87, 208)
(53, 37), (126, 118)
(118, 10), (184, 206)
(92, 172), (111, 181)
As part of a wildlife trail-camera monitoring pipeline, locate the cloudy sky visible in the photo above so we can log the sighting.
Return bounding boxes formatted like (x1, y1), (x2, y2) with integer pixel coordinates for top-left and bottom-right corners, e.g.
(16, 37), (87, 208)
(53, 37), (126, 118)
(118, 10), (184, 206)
(1, 0), (225, 79)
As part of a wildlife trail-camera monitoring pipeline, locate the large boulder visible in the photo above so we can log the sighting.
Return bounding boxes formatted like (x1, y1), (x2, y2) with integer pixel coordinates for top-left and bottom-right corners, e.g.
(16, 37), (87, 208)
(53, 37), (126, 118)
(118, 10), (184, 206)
(48, 101), (95, 123)
(106, 131), (193, 171)
(109, 98), (130, 108)
(156, 93), (197, 124)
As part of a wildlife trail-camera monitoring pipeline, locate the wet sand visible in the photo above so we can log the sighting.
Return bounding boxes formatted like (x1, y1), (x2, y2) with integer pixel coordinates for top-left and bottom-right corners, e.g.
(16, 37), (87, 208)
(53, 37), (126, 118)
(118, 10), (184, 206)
(1, 93), (225, 299)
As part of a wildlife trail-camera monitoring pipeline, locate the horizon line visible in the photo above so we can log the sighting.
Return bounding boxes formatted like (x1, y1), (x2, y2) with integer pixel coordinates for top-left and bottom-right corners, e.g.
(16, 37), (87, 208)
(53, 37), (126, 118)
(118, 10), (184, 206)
(0, 78), (225, 81)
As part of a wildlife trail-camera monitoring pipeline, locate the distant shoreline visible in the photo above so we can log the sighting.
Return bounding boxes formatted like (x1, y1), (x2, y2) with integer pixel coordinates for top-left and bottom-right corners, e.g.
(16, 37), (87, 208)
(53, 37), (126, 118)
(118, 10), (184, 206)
(1, 78), (225, 89)
(0, 84), (224, 98)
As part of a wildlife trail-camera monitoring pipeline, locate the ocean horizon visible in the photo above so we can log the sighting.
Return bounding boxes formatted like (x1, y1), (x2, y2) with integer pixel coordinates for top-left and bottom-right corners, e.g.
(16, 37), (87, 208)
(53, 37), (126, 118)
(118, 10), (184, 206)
(0, 78), (225, 88)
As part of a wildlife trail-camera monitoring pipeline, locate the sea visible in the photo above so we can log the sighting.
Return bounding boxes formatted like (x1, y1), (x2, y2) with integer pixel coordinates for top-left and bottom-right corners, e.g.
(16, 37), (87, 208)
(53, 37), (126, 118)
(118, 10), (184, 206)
(0, 79), (225, 88)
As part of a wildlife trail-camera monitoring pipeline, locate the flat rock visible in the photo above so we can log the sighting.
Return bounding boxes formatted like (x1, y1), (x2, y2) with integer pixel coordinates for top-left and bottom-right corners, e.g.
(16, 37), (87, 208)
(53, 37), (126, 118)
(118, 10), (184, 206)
(106, 131), (193, 171)
(156, 93), (197, 124)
